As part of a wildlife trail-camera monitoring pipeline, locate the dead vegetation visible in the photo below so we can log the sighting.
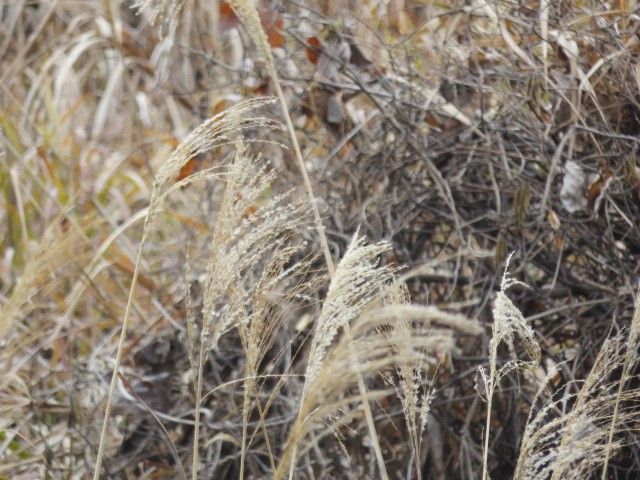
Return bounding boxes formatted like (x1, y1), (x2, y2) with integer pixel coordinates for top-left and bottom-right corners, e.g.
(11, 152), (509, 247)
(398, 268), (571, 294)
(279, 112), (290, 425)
(2, 1), (640, 479)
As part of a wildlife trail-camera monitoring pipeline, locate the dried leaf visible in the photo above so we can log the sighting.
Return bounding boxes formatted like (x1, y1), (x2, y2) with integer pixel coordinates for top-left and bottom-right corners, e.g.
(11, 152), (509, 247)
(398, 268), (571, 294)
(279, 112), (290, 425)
(259, 9), (285, 49)
(306, 36), (321, 64)
(219, 1), (240, 31)
(347, 40), (373, 69)
(219, 2), (284, 50)
(547, 209), (561, 230)
(176, 158), (197, 181)
(586, 168), (613, 214)
(560, 160), (587, 213)
(315, 35), (350, 82)
(111, 251), (157, 291)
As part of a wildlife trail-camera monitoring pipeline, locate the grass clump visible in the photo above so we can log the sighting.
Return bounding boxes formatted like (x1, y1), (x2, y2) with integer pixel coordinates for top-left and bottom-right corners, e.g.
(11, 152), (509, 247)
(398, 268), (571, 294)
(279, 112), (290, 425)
(4, 1), (640, 479)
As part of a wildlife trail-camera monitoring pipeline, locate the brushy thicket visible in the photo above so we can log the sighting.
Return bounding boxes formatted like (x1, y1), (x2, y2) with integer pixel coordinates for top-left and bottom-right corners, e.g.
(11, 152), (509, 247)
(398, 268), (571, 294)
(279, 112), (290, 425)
(3, 1), (640, 479)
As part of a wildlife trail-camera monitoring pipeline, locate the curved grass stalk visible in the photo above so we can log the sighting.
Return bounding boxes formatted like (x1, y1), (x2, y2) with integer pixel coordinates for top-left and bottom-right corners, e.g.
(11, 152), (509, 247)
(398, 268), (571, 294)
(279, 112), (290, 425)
(93, 214), (153, 480)
(225, 2), (334, 279)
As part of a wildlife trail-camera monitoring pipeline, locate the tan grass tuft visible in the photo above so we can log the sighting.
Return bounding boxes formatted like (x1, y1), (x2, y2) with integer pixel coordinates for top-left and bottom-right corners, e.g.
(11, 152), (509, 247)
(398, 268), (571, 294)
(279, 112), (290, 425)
(0, 217), (87, 339)
(236, 244), (313, 478)
(226, 0), (335, 276)
(276, 234), (481, 479)
(191, 140), (312, 480)
(133, 0), (185, 38)
(276, 300), (480, 480)
(513, 288), (640, 480)
(480, 253), (541, 480)
(93, 97), (278, 480)
(601, 286), (640, 477)
(514, 331), (640, 480)
(303, 235), (392, 388)
(389, 302), (482, 480)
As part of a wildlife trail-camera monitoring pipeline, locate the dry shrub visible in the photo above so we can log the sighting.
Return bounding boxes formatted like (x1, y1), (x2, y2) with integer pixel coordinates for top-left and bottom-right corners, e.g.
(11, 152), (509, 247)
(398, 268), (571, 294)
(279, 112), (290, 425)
(4, 1), (640, 479)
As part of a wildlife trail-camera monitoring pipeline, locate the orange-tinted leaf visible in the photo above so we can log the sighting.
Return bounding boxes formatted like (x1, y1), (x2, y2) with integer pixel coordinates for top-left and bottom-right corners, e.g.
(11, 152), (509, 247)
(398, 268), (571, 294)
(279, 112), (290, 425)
(221, 3), (284, 48)
(219, 1), (240, 31)
(166, 209), (209, 234)
(586, 168), (613, 213)
(176, 158), (197, 181)
(259, 9), (285, 48)
(306, 36), (321, 64)
(212, 99), (230, 115)
(243, 204), (257, 219)
(249, 81), (270, 95)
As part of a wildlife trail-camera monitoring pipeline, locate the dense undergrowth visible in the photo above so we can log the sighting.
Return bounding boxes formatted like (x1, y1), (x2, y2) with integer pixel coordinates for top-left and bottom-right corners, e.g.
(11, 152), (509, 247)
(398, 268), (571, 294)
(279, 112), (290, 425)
(2, 1), (640, 479)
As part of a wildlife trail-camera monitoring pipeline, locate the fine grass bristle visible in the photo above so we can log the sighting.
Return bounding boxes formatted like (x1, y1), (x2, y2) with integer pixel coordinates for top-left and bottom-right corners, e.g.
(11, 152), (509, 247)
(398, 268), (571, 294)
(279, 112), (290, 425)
(302, 234), (393, 389)
(601, 287), (640, 478)
(276, 233), (482, 479)
(133, 0), (185, 39)
(226, 0), (336, 277)
(281, 233), (394, 480)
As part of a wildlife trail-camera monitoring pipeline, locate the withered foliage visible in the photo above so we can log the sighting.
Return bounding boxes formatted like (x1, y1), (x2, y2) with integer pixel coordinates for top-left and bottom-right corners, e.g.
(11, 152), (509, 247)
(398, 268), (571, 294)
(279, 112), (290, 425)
(3, 2), (640, 480)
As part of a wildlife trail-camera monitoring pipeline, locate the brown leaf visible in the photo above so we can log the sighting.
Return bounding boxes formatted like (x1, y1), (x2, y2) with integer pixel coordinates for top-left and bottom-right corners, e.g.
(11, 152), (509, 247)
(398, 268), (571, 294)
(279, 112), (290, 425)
(219, 1), (240, 31)
(176, 158), (197, 181)
(586, 167), (613, 214)
(220, 3), (285, 49)
(112, 252), (156, 291)
(347, 40), (372, 69)
(306, 36), (321, 64)
(165, 210), (209, 234)
(249, 80), (270, 95)
(212, 99), (230, 115)
(301, 86), (352, 137)
(259, 9), (285, 49)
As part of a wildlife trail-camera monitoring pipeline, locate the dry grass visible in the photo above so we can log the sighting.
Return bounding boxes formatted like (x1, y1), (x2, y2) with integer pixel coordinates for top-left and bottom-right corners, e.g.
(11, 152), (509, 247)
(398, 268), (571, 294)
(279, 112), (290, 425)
(3, 1), (640, 479)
